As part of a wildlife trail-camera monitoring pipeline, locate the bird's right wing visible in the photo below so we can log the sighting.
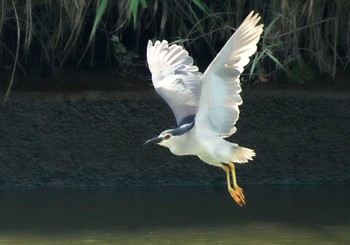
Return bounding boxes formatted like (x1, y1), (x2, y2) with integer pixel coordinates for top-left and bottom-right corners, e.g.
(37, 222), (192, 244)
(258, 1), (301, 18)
(147, 40), (202, 126)
(195, 11), (263, 137)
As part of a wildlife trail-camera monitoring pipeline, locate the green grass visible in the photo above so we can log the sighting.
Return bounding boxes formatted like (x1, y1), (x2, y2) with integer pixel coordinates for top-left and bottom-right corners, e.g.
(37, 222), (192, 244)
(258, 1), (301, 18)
(1, 0), (350, 98)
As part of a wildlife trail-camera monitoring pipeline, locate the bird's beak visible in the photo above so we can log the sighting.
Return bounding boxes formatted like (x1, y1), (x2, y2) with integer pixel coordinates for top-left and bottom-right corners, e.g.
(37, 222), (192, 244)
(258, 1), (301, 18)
(143, 136), (162, 146)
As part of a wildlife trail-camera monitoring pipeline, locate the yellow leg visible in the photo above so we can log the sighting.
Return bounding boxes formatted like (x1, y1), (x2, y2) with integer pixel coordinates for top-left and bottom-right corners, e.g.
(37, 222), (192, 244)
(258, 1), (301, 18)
(222, 164), (246, 207)
(228, 162), (245, 204)
(222, 165), (232, 189)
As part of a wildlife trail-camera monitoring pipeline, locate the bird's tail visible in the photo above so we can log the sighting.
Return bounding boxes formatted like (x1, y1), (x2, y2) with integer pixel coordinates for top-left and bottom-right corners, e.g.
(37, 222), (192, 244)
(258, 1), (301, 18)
(231, 146), (255, 164)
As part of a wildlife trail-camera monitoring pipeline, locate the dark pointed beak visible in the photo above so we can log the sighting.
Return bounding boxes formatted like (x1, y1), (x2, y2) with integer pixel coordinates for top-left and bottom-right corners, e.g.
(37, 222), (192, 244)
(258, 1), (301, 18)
(143, 136), (162, 146)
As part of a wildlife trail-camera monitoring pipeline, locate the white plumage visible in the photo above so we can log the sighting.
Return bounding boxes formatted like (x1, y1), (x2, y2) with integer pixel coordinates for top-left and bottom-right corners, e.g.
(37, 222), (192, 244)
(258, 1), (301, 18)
(145, 11), (263, 206)
(147, 39), (201, 125)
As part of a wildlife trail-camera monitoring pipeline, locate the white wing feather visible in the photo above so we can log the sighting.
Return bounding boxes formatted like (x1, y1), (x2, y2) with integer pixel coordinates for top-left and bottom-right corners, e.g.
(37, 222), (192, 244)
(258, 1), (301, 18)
(195, 11), (263, 137)
(147, 40), (201, 126)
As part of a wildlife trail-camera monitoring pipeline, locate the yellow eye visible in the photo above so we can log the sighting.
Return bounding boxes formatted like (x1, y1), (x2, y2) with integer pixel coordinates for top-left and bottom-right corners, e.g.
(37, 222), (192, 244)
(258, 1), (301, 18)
(164, 134), (171, 140)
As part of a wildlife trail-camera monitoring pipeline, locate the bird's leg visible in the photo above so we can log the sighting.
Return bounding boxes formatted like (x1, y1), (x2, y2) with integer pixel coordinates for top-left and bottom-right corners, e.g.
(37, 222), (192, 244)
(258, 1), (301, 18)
(222, 164), (245, 207)
(228, 162), (246, 206)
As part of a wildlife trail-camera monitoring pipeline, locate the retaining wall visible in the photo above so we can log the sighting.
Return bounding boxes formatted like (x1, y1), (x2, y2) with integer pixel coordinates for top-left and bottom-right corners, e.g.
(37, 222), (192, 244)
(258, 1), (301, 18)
(0, 89), (349, 186)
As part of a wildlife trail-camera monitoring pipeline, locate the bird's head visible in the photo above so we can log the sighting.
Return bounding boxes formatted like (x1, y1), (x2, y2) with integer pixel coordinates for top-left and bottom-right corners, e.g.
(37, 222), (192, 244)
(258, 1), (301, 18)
(144, 122), (194, 149)
(144, 129), (176, 148)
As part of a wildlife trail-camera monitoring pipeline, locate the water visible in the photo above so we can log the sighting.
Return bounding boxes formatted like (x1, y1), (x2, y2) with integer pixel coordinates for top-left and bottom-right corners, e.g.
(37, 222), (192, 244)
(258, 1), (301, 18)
(0, 185), (349, 244)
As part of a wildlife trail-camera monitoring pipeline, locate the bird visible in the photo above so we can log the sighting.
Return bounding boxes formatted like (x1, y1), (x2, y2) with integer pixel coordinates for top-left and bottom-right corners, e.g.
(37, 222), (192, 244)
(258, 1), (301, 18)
(144, 11), (263, 207)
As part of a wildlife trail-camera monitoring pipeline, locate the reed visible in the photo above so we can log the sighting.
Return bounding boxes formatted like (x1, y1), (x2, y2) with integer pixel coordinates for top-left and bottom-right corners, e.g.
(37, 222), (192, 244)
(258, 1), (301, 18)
(1, 0), (349, 98)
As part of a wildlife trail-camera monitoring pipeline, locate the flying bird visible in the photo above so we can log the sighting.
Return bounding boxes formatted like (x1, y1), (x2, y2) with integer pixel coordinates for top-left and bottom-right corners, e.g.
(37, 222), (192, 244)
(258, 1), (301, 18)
(144, 11), (263, 206)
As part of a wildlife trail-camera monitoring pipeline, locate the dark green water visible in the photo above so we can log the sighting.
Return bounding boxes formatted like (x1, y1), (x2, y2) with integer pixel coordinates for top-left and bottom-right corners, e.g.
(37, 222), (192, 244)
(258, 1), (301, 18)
(0, 185), (349, 244)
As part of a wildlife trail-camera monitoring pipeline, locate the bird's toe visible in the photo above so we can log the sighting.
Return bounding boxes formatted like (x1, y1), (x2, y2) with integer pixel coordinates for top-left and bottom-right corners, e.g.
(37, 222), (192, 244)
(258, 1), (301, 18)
(229, 187), (246, 207)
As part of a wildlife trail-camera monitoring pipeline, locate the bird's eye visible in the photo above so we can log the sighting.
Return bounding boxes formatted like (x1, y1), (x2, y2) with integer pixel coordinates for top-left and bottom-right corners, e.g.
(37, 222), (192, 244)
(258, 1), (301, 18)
(164, 134), (171, 140)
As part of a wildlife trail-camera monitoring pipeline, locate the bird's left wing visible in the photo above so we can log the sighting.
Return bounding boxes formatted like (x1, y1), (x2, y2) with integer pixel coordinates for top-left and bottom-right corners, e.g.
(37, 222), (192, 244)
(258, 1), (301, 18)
(147, 40), (201, 126)
(195, 11), (263, 137)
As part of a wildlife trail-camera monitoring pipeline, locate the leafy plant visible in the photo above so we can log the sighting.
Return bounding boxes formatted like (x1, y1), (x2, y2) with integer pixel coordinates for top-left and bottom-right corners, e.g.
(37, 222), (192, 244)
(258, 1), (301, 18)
(1, 0), (350, 99)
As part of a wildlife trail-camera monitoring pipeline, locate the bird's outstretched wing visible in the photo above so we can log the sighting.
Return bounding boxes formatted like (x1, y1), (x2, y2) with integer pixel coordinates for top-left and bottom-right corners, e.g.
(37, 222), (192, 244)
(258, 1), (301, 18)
(147, 40), (201, 126)
(195, 11), (263, 137)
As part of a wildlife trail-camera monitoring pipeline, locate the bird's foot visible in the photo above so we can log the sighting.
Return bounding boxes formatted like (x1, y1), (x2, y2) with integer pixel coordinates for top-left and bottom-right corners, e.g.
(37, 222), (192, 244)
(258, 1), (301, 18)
(229, 186), (246, 207)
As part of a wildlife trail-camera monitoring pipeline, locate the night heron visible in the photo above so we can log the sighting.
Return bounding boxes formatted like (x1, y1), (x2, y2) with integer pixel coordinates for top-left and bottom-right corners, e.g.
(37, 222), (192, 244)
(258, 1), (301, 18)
(144, 11), (263, 206)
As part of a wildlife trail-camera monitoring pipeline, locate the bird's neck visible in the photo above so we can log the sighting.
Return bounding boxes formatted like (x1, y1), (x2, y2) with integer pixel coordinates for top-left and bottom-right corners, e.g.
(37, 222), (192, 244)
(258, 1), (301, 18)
(167, 132), (197, 156)
(163, 122), (196, 156)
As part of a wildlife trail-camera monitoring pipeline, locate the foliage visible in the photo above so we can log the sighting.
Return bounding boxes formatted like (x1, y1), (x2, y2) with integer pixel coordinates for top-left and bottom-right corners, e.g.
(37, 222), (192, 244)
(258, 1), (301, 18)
(1, 0), (350, 98)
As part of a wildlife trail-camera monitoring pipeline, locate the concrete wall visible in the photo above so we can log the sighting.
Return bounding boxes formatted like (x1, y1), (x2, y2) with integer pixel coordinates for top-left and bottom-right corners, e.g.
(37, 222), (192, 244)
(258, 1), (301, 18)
(0, 89), (349, 187)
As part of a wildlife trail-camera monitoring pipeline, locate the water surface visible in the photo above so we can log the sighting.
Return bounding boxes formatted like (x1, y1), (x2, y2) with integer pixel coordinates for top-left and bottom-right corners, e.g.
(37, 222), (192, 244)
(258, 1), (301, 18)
(0, 185), (349, 244)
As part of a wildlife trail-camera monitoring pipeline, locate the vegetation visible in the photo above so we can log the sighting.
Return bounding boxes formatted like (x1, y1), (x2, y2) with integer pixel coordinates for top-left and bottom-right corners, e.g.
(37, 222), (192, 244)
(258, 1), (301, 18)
(1, 0), (350, 98)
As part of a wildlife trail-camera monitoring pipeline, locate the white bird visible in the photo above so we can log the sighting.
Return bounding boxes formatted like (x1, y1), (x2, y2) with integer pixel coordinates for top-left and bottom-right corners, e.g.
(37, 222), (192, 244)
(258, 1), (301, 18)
(144, 11), (263, 206)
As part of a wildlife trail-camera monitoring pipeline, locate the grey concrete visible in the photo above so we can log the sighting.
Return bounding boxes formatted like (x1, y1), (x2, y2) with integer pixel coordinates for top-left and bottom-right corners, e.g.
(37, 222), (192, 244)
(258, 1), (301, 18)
(0, 89), (349, 187)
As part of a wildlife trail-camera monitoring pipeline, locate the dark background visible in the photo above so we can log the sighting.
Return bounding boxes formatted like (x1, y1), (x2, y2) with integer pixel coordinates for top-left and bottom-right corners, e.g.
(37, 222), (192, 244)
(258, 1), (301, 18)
(1, 89), (348, 187)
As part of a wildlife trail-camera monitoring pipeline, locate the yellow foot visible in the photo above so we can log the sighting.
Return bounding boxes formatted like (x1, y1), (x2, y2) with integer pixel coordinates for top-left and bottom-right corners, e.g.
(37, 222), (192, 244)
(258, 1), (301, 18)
(222, 163), (246, 207)
(228, 186), (246, 207)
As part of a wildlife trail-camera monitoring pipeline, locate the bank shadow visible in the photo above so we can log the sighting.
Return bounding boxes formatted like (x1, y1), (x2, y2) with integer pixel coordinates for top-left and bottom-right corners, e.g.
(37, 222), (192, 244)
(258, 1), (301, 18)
(0, 185), (349, 233)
